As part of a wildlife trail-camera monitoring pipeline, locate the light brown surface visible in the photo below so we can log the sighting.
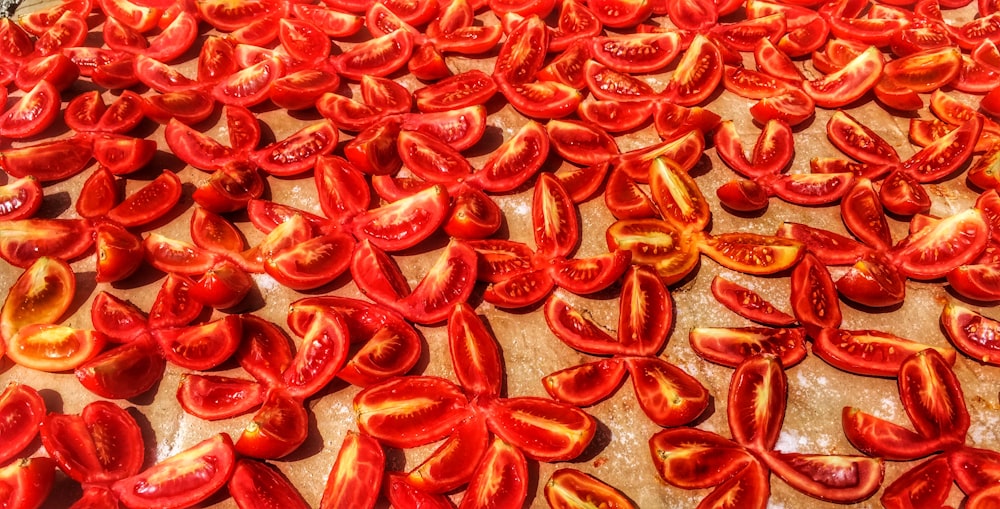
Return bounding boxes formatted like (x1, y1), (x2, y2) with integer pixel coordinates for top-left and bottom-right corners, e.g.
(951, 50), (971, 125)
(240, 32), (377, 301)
(3, 1), (1000, 508)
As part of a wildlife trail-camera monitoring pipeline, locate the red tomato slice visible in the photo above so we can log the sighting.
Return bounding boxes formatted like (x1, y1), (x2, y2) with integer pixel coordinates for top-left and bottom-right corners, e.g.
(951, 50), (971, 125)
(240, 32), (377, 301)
(841, 177), (892, 251)
(355, 376), (473, 448)
(40, 400), (144, 484)
(545, 468), (636, 509)
(625, 356), (709, 427)
(320, 431), (385, 509)
(106, 171), (182, 227)
(715, 119), (794, 178)
(0, 80), (60, 139)
(265, 232), (355, 291)
(803, 45), (884, 108)
(588, 0), (652, 28)
(401, 105), (486, 152)
(789, 252), (842, 335)
(229, 459), (310, 509)
(281, 307), (349, 399)
(236, 390), (308, 459)
(448, 302), (503, 398)
(113, 433), (236, 509)
(289, 4), (363, 37)
(481, 396), (595, 461)
(0, 176), (42, 221)
(164, 119), (235, 171)
(689, 327), (808, 368)
(397, 129), (474, 182)
(826, 110), (900, 165)
(901, 115), (983, 183)
(92, 134), (157, 175)
(196, 0), (280, 31)
(543, 358), (627, 406)
(499, 79), (582, 119)
(89, 291), (147, 343)
(236, 314), (294, 386)
(6, 324), (105, 372)
(750, 87), (816, 126)
(75, 336), (166, 399)
(474, 121), (549, 193)
(583, 59), (657, 102)
(189, 261), (253, 309)
(142, 90), (215, 125)
(661, 34), (723, 106)
(878, 169), (930, 216)
(76, 167), (118, 219)
(351, 185), (449, 251)
(842, 406), (946, 461)
(880, 455), (953, 509)
(148, 273), (204, 330)
(397, 240), (478, 325)
(590, 31), (681, 73)
(699, 233), (805, 276)
(14, 53), (80, 92)
(1, 257), (75, 344)
(948, 446), (1000, 494)
(727, 355), (786, 453)
(405, 413), (488, 493)
(898, 348), (970, 445)
(0, 18), (35, 62)
(814, 328), (956, 377)
(546, 119), (620, 167)
(716, 179), (769, 212)
(0, 457), (56, 509)
(255, 120), (338, 177)
(142, 233), (220, 276)
(33, 10), (88, 56)
(648, 427), (754, 489)
(892, 209), (989, 280)
(278, 18), (331, 64)
(710, 276), (796, 326)
(941, 303), (1000, 365)
(0, 218), (94, 268)
(764, 451), (884, 503)
(153, 315), (242, 371)
(533, 173), (580, 259)
(334, 29), (414, 80)
(414, 69), (498, 113)
(176, 374), (264, 421)
(713, 14), (786, 52)
(269, 69), (341, 111)
(212, 57), (285, 107)
(550, 249), (631, 295)
(0, 383), (45, 465)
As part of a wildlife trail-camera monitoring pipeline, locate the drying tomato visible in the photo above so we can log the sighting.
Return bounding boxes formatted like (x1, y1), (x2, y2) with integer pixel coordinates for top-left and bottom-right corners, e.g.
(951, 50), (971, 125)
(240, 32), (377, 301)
(902, 116), (983, 183)
(319, 431), (385, 509)
(414, 70), (497, 113)
(196, 0), (279, 31)
(333, 29), (414, 80)
(229, 459), (310, 509)
(878, 169), (930, 216)
(892, 209), (989, 280)
(750, 87), (816, 126)
(40, 400), (144, 484)
(236, 390), (308, 459)
(75, 336), (166, 399)
(0, 457), (56, 509)
(176, 374), (264, 420)
(728, 355), (785, 453)
(0, 80), (61, 139)
(764, 451), (884, 503)
(188, 261), (253, 309)
(714, 119), (794, 178)
(15, 54), (79, 92)
(625, 357), (709, 427)
(661, 34), (723, 106)
(0, 382), (45, 465)
(648, 427), (755, 489)
(588, 0), (652, 28)
(89, 291), (147, 343)
(941, 303), (1000, 365)
(543, 358), (626, 406)
(278, 18), (331, 64)
(880, 455), (953, 509)
(255, 121), (338, 177)
(814, 328), (956, 377)
(6, 324), (106, 372)
(474, 121), (549, 192)
(148, 274), (204, 330)
(355, 376), (472, 448)
(803, 45), (884, 108)
(699, 233), (804, 276)
(789, 252), (842, 335)
(710, 276), (796, 326)
(499, 79), (582, 119)
(949, 446), (1000, 494)
(153, 315), (242, 371)
(898, 348), (970, 445)
(212, 57), (284, 107)
(462, 438), (529, 508)
(113, 433), (236, 509)
(105, 171), (182, 227)
(826, 110), (900, 165)
(689, 327), (808, 368)
(0, 218), (94, 268)
(0, 176), (42, 221)
(842, 405), (946, 461)
(1, 257), (75, 344)
(591, 32), (681, 73)
(545, 468), (636, 509)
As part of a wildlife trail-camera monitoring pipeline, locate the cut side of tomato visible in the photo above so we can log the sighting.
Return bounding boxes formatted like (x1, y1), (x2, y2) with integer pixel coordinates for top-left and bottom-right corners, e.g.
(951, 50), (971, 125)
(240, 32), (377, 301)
(0, 382), (45, 465)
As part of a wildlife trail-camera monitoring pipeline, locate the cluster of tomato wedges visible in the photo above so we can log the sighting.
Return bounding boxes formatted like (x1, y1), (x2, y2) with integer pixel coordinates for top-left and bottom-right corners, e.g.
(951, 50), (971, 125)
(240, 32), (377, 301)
(3, 0), (1000, 506)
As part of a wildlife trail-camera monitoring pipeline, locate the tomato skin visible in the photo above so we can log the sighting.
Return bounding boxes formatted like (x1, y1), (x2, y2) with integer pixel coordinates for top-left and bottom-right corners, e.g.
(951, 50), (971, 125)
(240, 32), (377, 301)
(153, 315), (242, 371)
(813, 328), (956, 377)
(90, 292), (148, 343)
(710, 276), (795, 326)
(803, 46), (884, 108)
(0, 382), (45, 466)
(826, 110), (900, 165)
(113, 433), (236, 509)
(196, 0), (280, 31)
(947, 264), (1000, 302)
(949, 446), (1000, 494)
(0, 176), (43, 221)
(880, 455), (953, 509)
(255, 121), (339, 177)
(544, 358), (627, 406)
(176, 374), (265, 421)
(319, 431), (385, 509)
(835, 253), (906, 308)
(334, 30), (414, 80)
(236, 390), (309, 459)
(763, 451), (884, 504)
(626, 357), (709, 428)
(106, 171), (182, 228)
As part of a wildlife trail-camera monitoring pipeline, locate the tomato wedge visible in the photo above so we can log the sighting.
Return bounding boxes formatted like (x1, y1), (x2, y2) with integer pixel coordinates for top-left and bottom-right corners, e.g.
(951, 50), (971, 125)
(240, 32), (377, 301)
(0, 176), (42, 221)
(355, 376), (472, 448)
(6, 324), (106, 372)
(1, 257), (75, 344)
(461, 438), (528, 509)
(813, 328), (956, 377)
(689, 327), (808, 368)
(0, 383), (45, 465)
(229, 459), (309, 509)
(319, 431), (385, 509)
(941, 303), (1000, 365)
(236, 390), (308, 459)
(545, 468), (636, 509)
(40, 400), (144, 484)
(75, 336), (166, 399)
(802, 45), (884, 108)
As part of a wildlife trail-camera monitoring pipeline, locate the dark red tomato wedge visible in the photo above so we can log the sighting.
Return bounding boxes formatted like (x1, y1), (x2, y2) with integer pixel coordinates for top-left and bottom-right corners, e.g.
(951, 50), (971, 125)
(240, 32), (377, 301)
(401, 105), (486, 152)
(355, 376), (472, 448)
(481, 396), (595, 462)
(841, 177), (892, 251)
(142, 90), (215, 125)
(648, 427), (754, 489)
(625, 357), (709, 427)
(397, 129), (473, 183)
(143, 233), (220, 275)
(902, 116), (982, 183)
(93, 222), (142, 284)
(763, 451), (884, 503)
(40, 400), (144, 484)
(314, 156), (370, 222)
(236, 314), (294, 387)
(264, 232), (354, 290)
(448, 302), (503, 398)
(538, 38), (591, 89)
(33, 10), (88, 56)
(754, 38), (804, 83)
(814, 328), (956, 377)
(360, 74), (412, 113)
(190, 261), (253, 309)
(698, 460), (770, 509)
(92, 134), (157, 175)
(176, 374), (264, 421)
(543, 358), (627, 406)
(75, 335), (166, 399)
(842, 406), (945, 461)
(483, 268), (554, 309)
(590, 31), (681, 73)
(883, 46), (962, 93)
(460, 438), (528, 509)
(835, 251), (906, 308)
(278, 18), (331, 64)
(396, 240), (478, 325)
(15, 53), (80, 92)
(722, 65), (793, 100)
(545, 468), (636, 509)
(499, 79), (582, 119)
(153, 315), (242, 371)
(351, 185), (449, 251)
(290, 4), (363, 37)
(236, 390), (308, 459)
(898, 348), (969, 445)
(948, 263), (1000, 302)
(0, 457), (56, 509)
(319, 431), (384, 509)
(96, 89), (147, 134)
(588, 0), (652, 28)
(255, 121), (338, 177)
(164, 119), (236, 171)
(533, 173), (580, 259)
(0, 218), (94, 269)
(414, 69), (497, 113)
(90, 291), (147, 343)
(194, 36), (237, 85)
(714, 119), (794, 178)
(577, 97), (654, 133)
(771, 173), (855, 206)
(550, 249), (631, 295)
(710, 276), (796, 326)
(212, 57), (285, 107)
(879, 169), (930, 216)
(750, 87), (816, 126)
(941, 303), (1000, 365)
(880, 455), (953, 509)
(113, 433), (235, 509)
(0, 18), (34, 62)
(189, 208), (245, 255)
(403, 413), (488, 494)
(582, 59), (656, 102)
(555, 160), (610, 204)
(661, 34), (723, 107)
(775, 222), (869, 266)
(948, 446), (1000, 494)
(1, 257), (75, 344)
(196, 0), (280, 31)
(281, 307), (349, 399)
(474, 120), (549, 193)
(0, 382), (45, 465)
(342, 118), (402, 175)
(546, 119), (619, 167)
(892, 209), (989, 280)
(106, 171), (182, 227)
(148, 273), (204, 330)
(494, 15), (548, 85)
(728, 355), (786, 453)
(0, 176), (43, 221)
(229, 459), (310, 509)
(716, 179), (769, 212)
(826, 110), (900, 165)
(649, 157), (710, 231)
(0, 80), (60, 139)
(803, 46), (884, 108)
(689, 327), (808, 369)
(789, 252), (842, 335)
(444, 185), (503, 239)
(333, 29), (414, 80)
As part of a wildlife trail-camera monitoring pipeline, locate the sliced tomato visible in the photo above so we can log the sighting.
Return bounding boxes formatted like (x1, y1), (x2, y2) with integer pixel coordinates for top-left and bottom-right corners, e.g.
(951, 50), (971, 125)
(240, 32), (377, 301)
(460, 438), (528, 509)
(878, 169), (930, 216)
(880, 455), (953, 509)
(588, 0), (652, 28)
(583, 59), (657, 102)
(289, 4), (363, 37)
(397, 240), (478, 325)
(624, 356), (709, 427)
(480, 396), (594, 462)
(826, 110), (900, 165)
(14, 53), (79, 92)
(474, 120), (549, 193)
(0, 218), (94, 268)
(898, 348), (969, 445)
(278, 18), (331, 64)
(334, 29), (414, 80)
(270, 70), (341, 111)
(941, 303), (1000, 365)
(255, 121), (338, 177)
(236, 390), (308, 459)
(835, 252), (907, 308)
(648, 427), (754, 489)
(749, 87), (816, 126)
(355, 376), (472, 448)
(0, 457), (56, 509)
(590, 31), (681, 74)
(212, 57), (285, 107)
(1, 257), (75, 344)
(448, 302), (503, 398)
(0, 80), (61, 139)
(318, 432), (385, 508)
(901, 115), (983, 183)
(710, 276), (796, 326)
(948, 446), (1000, 494)
(75, 335), (165, 399)
(32, 10), (88, 56)
(351, 185), (449, 251)
(802, 45), (883, 108)
(229, 459), (310, 509)
(414, 69), (497, 113)
(660, 34), (723, 106)
(6, 324), (105, 372)
(499, 79), (582, 119)
(90, 291), (148, 343)
(545, 468), (636, 509)
(891, 209), (989, 280)
(92, 135), (157, 175)
(727, 355), (786, 453)
(404, 413), (488, 494)
(543, 358), (627, 406)
(842, 406), (945, 461)
(142, 90), (215, 125)
(689, 327), (808, 369)
(841, 178), (892, 251)
(606, 218), (700, 285)
(814, 328), (956, 377)
(715, 119), (794, 178)
(0, 383), (45, 465)
(0, 176), (42, 221)
(39, 399), (144, 484)
(789, 252), (842, 335)
(265, 232), (354, 291)
(699, 233), (804, 276)
(176, 374), (264, 421)
(280, 307), (349, 399)
(106, 171), (182, 227)
(113, 434), (235, 509)
(153, 315), (242, 371)
(148, 273), (204, 330)
(764, 451), (884, 503)
(196, 0), (280, 31)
